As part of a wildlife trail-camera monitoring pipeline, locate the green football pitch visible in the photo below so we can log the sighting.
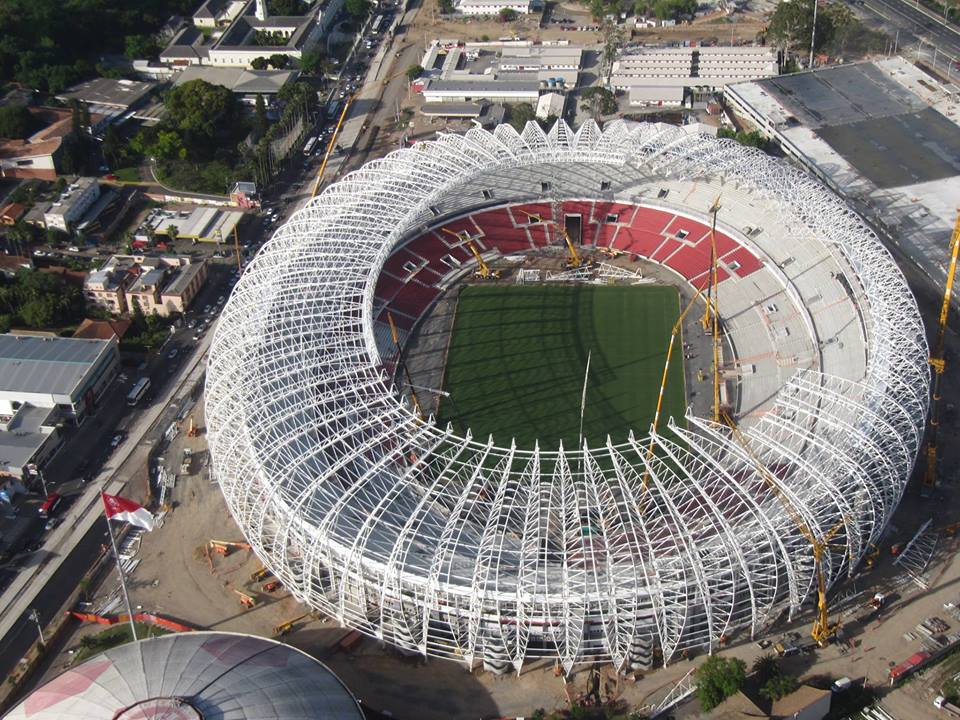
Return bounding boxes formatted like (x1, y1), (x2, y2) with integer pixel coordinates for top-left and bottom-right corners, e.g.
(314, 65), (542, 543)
(437, 284), (686, 450)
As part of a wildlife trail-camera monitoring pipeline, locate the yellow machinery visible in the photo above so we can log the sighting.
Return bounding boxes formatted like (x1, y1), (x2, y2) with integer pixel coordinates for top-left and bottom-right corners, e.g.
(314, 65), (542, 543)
(701, 196), (723, 423)
(519, 207), (589, 269)
(311, 94), (355, 198)
(639, 283), (708, 503)
(251, 565), (271, 582)
(923, 211), (960, 497)
(722, 410), (847, 646)
(386, 311), (423, 418)
(274, 612), (315, 637)
(441, 228), (501, 279)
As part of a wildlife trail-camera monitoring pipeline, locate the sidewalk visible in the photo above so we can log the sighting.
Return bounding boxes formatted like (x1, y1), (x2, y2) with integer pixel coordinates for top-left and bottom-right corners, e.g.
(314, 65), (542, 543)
(0, 330), (214, 640)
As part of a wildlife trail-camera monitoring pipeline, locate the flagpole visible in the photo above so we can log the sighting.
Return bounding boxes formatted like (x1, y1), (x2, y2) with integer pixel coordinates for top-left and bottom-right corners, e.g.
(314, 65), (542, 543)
(103, 494), (138, 641)
(578, 350), (592, 451)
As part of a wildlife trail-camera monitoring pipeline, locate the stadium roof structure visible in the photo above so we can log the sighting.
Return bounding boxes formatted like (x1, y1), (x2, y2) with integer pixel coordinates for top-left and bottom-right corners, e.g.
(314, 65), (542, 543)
(205, 120), (929, 672)
(4, 631), (364, 720)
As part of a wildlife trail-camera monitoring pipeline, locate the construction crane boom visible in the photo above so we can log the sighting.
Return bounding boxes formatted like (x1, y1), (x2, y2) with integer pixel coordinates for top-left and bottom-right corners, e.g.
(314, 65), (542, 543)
(721, 410), (846, 645)
(923, 210), (960, 496)
(311, 94), (354, 198)
(518, 206), (586, 269)
(441, 228), (500, 279)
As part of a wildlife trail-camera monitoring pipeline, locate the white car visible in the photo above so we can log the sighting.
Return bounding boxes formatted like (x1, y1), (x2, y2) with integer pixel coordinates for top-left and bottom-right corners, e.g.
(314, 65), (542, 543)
(32, 250), (46, 257)
(68, 245), (79, 252)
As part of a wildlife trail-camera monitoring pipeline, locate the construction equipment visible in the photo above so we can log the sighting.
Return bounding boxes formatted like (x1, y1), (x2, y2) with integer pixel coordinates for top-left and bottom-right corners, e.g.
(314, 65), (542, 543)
(639, 282), (708, 503)
(274, 612), (314, 637)
(519, 205), (594, 270)
(386, 311), (423, 418)
(187, 416), (199, 437)
(701, 196), (723, 423)
(234, 590), (256, 609)
(923, 210), (960, 497)
(262, 580), (282, 593)
(864, 543), (880, 569)
(868, 592), (886, 610)
(250, 566), (271, 582)
(441, 228), (501, 279)
(209, 540), (251, 557)
(311, 94), (355, 198)
(721, 410), (848, 646)
(597, 246), (623, 259)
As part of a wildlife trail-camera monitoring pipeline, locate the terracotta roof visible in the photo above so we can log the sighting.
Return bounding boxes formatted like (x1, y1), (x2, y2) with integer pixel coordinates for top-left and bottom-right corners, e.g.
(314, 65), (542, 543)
(0, 203), (27, 221)
(0, 255), (32, 273)
(73, 318), (132, 341)
(0, 107), (106, 161)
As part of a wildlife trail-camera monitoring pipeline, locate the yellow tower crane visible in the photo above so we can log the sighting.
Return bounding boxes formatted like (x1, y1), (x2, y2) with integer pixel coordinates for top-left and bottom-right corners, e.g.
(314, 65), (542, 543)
(441, 228), (501, 279)
(923, 210), (960, 497)
(722, 410), (848, 646)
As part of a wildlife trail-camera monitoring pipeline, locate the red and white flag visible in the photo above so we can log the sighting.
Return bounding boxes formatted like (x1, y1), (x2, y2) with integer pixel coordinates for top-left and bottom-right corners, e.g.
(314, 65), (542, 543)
(101, 492), (155, 532)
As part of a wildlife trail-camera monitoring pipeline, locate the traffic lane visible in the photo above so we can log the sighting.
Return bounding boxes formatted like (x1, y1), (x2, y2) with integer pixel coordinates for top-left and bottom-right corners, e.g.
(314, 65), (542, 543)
(0, 514), (109, 681)
(865, 0), (960, 54)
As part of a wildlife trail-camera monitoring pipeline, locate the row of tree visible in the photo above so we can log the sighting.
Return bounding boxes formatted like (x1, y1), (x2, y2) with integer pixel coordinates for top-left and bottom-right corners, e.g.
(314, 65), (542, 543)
(0, 0), (195, 92)
(0, 269), (86, 333)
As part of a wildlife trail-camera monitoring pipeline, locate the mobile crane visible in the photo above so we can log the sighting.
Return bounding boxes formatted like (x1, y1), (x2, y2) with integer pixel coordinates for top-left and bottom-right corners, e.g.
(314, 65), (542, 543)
(922, 210), (960, 497)
(311, 94), (355, 198)
(518, 206), (594, 270)
(441, 228), (501, 279)
(722, 409), (848, 646)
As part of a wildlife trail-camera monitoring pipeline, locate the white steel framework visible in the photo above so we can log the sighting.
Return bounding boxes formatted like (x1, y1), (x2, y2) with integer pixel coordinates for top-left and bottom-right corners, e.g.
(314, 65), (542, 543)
(205, 120), (929, 671)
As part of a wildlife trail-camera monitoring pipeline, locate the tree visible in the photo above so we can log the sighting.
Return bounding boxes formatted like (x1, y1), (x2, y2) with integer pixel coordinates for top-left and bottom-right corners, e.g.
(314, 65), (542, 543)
(164, 79), (239, 153)
(767, 0), (831, 53)
(0, 105), (35, 139)
(695, 656), (746, 712)
(345, 0), (372, 17)
(269, 0), (306, 12)
(251, 56), (270, 70)
(507, 102), (537, 132)
(278, 81), (318, 111)
(299, 47), (325, 75)
(254, 94), (269, 137)
(268, 53), (290, 69)
(580, 86), (618, 118)
(653, 0), (697, 20)
(102, 124), (123, 168)
(590, 0), (606, 20)
(499, 7), (518, 21)
(751, 653), (780, 685)
(124, 34), (158, 60)
(406, 64), (424, 81)
(760, 674), (800, 702)
(165, 224), (179, 238)
(152, 129), (187, 160)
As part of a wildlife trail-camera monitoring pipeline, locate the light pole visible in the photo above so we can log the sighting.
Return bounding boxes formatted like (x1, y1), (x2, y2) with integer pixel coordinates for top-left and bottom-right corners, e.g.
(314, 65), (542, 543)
(28, 609), (45, 646)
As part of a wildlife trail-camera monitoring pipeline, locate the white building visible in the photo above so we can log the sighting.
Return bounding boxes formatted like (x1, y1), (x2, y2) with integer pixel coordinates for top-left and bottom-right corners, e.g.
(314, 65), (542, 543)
(193, 0), (247, 28)
(44, 178), (100, 232)
(536, 92), (565, 120)
(610, 46), (778, 105)
(456, 0), (532, 15)
(421, 79), (542, 103)
(162, 0), (339, 69)
(0, 334), (120, 482)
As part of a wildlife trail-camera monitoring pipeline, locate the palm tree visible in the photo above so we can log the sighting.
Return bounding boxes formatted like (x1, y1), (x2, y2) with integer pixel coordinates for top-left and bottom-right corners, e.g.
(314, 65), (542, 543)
(751, 653), (780, 685)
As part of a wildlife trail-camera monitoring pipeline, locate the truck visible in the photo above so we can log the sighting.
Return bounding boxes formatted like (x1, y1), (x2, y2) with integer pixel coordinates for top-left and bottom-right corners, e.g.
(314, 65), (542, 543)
(934, 695), (960, 716)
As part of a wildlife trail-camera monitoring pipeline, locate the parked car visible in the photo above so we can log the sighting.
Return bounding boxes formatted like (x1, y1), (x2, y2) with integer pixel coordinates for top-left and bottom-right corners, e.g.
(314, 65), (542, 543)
(38, 492), (62, 517)
(168, 348), (178, 359)
(110, 431), (125, 448)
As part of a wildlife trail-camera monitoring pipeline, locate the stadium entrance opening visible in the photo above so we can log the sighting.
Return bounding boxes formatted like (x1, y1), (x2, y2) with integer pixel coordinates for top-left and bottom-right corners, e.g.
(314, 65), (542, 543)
(563, 214), (582, 244)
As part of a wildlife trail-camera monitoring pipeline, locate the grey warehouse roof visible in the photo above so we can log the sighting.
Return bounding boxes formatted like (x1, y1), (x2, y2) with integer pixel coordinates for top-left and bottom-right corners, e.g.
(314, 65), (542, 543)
(56, 78), (155, 110)
(0, 335), (112, 398)
(4, 631), (364, 720)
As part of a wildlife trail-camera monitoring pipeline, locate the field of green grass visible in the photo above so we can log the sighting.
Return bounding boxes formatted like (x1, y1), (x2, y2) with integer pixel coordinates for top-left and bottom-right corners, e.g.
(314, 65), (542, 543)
(438, 284), (686, 450)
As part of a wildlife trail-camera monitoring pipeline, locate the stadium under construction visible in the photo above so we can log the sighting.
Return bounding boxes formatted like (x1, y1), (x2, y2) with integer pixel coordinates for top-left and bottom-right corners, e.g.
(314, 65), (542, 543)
(205, 120), (929, 672)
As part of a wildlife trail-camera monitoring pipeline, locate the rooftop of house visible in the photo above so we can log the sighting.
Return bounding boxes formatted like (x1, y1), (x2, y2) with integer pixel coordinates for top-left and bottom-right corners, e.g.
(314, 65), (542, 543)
(0, 334), (114, 398)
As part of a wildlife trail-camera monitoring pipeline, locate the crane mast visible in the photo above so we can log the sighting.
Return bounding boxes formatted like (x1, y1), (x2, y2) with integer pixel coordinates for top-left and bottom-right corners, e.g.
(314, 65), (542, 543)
(923, 210), (960, 497)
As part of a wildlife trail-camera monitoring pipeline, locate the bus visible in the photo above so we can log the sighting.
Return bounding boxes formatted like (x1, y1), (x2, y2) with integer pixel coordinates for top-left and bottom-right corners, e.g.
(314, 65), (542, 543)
(371, 14), (384, 34)
(127, 377), (151, 406)
(326, 100), (341, 120)
(302, 136), (318, 156)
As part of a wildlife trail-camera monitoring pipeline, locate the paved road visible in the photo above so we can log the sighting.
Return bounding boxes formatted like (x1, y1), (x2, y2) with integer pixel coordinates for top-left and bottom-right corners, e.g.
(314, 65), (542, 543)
(862, 0), (960, 62)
